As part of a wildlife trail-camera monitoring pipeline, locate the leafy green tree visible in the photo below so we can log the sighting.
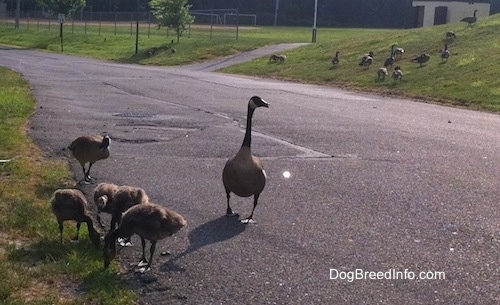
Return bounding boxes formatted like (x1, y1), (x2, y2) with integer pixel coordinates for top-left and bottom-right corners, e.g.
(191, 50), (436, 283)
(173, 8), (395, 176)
(36, 0), (86, 17)
(149, 0), (194, 43)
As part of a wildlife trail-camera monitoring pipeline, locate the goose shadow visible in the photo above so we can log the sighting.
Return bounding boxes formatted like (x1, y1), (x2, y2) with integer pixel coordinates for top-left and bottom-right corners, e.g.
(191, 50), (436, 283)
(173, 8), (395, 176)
(160, 215), (246, 272)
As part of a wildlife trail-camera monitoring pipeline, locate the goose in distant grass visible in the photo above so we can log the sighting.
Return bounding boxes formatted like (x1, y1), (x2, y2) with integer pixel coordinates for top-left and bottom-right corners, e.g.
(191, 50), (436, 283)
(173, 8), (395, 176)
(359, 51), (374, 69)
(222, 96), (269, 224)
(394, 47), (405, 60)
(69, 135), (110, 184)
(377, 67), (388, 80)
(441, 44), (451, 61)
(384, 45), (396, 68)
(412, 53), (430, 67)
(331, 51), (340, 66)
(104, 203), (187, 272)
(461, 10), (478, 26)
(51, 189), (101, 247)
(445, 31), (456, 39)
(392, 66), (403, 81)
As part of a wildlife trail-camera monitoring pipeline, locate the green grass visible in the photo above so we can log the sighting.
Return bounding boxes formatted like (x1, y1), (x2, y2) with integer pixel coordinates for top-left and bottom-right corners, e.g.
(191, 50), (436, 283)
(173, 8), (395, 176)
(0, 67), (137, 304)
(3, 17), (500, 111)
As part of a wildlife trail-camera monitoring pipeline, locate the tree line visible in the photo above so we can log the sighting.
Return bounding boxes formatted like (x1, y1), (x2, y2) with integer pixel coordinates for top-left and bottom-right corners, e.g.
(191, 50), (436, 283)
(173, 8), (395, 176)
(8, 0), (500, 28)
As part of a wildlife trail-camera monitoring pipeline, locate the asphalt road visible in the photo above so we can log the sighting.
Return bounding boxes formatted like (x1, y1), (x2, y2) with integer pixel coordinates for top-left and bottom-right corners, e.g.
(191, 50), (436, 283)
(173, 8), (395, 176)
(0, 46), (498, 305)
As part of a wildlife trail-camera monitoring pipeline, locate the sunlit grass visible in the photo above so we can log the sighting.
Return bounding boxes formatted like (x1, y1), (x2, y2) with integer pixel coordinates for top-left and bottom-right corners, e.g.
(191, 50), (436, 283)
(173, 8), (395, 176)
(0, 67), (137, 304)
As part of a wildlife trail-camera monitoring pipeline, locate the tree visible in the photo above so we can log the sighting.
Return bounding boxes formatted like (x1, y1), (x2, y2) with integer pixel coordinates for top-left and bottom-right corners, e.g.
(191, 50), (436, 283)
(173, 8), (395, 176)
(150, 0), (194, 43)
(36, 0), (86, 16)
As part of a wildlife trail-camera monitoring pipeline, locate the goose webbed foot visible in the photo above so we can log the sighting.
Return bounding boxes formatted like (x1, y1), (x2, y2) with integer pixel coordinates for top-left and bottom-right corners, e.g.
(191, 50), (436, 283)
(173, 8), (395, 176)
(118, 237), (133, 247)
(135, 265), (151, 273)
(240, 217), (256, 224)
(226, 207), (239, 218)
(137, 257), (149, 268)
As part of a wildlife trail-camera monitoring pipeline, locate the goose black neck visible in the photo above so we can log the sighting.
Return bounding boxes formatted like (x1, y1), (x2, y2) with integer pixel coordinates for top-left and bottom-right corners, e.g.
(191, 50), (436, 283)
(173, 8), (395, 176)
(242, 105), (256, 148)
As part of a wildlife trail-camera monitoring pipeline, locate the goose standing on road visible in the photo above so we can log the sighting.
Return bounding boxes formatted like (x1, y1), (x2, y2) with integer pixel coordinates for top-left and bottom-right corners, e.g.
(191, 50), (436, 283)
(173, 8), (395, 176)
(222, 96), (269, 224)
(68, 134), (110, 184)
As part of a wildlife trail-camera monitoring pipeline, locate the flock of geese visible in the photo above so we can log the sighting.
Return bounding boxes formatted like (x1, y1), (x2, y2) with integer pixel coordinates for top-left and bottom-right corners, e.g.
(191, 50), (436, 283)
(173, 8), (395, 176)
(331, 9), (480, 82)
(51, 96), (269, 272)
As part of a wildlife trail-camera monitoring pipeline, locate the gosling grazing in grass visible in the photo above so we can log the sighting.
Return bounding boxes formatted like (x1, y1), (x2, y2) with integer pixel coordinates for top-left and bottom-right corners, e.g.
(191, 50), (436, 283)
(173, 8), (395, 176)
(441, 44), (450, 61)
(68, 135), (110, 184)
(104, 203), (187, 272)
(377, 67), (388, 80)
(392, 66), (403, 82)
(50, 189), (101, 247)
(359, 51), (374, 69)
(331, 51), (340, 66)
(461, 10), (478, 26)
(412, 53), (430, 67)
(222, 96), (269, 224)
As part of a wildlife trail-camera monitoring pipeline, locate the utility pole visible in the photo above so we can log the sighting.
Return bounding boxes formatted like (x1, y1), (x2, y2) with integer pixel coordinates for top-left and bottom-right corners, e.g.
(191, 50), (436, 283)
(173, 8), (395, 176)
(312, 0), (318, 43)
(274, 0), (279, 26)
(15, 0), (20, 29)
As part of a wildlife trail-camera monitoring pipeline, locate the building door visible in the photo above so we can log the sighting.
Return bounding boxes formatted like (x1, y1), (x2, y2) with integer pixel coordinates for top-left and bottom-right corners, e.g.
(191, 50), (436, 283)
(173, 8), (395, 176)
(413, 6), (424, 27)
(434, 6), (448, 25)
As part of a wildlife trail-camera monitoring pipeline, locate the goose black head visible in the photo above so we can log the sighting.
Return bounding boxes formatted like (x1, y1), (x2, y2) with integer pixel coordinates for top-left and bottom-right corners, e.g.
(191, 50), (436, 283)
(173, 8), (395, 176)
(249, 96), (269, 109)
(99, 135), (111, 150)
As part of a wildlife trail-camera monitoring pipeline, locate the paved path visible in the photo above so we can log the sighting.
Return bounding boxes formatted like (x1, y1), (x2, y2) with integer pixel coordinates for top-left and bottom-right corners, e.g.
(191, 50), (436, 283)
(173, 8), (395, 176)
(0, 45), (498, 305)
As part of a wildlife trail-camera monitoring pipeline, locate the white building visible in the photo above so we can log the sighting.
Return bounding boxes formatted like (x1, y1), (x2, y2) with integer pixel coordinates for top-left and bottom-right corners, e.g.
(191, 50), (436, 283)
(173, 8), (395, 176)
(412, 0), (491, 27)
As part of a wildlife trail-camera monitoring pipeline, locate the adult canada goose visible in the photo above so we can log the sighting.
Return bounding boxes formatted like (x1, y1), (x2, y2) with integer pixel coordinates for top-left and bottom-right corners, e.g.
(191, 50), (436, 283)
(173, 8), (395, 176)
(461, 10), (478, 26)
(331, 51), (340, 66)
(68, 135), (110, 183)
(441, 44), (451, 61)
(412, 53), (430, 67)
(377, 67), (388, 80)
(392, 66), (403, 81)
(222, 96), (269, 224)
(104, 203), (187, 272)
(50, 189), (101, 247)
(394, 47), (405, 60)
(383, 45), (396, 68)
(359, 51), (374, 69)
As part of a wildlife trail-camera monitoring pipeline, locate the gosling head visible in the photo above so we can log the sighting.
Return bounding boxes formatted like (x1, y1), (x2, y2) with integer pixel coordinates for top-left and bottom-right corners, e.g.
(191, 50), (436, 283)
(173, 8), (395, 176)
(249, 96), (269, 109)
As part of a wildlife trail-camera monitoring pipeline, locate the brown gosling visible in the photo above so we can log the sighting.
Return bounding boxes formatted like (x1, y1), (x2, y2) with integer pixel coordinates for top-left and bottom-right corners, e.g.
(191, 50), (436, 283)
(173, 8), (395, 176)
(68, 134), (110, 184)
(104, 203), (187, 272)
(50, 189), (101, 247)
(110, 185), (149, 246)
(222, 96), (269, 224)
(93, 182), (120, 214)
(377, 67), (388, 80)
